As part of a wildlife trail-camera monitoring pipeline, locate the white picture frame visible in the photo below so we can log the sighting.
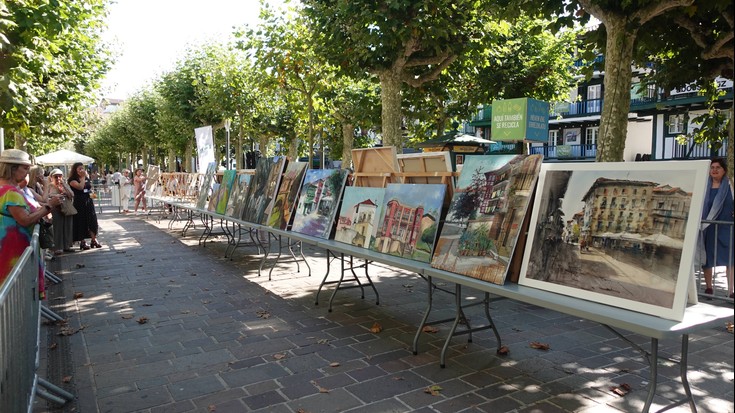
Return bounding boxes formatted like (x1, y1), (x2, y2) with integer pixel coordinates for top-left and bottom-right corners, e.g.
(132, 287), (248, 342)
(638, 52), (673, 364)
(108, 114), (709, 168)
(518, 160), (709, 321)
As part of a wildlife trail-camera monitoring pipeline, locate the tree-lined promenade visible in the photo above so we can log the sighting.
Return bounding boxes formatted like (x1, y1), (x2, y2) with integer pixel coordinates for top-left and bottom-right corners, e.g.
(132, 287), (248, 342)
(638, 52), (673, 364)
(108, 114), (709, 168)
(1, 1), (732, 173)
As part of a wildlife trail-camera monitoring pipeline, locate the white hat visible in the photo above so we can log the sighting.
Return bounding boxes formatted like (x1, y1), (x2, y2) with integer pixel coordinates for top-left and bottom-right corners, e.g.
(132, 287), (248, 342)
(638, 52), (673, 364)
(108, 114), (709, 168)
(50, 168), (64, 176)
(0, 149), (32, 166)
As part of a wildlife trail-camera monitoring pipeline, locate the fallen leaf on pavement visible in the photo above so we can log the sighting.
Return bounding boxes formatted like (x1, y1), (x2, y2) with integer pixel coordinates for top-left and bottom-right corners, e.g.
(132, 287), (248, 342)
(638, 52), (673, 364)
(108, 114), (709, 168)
(610, 383), (631, 397)
(137, 317), (148, 324)
(75, 263), (85, 268)
(727, 321), (733, 334)
(62, 376), (72, 383)
(310, 380), (329, 393)
(424, 385), (442, 396)
(49, 342), (57, 350)
(329, 362), (340, 367)
(370, 322), (382, 334)
(73, 292), (84, 299)
(121, 314), (134, 319)
(256, 310), (270, 319)
(422, 326), (439, 333)
(58, 327), (78, 336)
(530, 341), (550, 350)
(273, 353), (287, 360)
(208, 405), (216, 412)
(497, 345), (510, 355)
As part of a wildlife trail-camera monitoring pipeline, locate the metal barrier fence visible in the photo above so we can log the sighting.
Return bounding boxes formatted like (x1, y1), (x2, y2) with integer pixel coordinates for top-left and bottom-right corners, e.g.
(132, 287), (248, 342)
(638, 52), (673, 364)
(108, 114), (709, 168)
(0, 228), (73, 412)
(0, 231), (41, 412)
(698, 218), (734, 302)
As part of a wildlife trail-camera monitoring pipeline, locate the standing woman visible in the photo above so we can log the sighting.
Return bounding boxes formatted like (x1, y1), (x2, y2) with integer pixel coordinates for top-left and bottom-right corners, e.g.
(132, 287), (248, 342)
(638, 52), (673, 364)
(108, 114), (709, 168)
(68, 162), (101, 250)
(700, 158), (734, 299)
(28, 165), (48, 203)
(1, 149), (63, 286)
(133, 168), (147, 214)
(48, 168), (75, 254)
(120, 169), (132, 213)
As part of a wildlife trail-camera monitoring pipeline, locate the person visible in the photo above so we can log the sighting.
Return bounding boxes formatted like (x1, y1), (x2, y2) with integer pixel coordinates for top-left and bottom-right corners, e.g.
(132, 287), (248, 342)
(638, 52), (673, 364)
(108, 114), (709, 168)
(700, 157), (734, 299)
(47, 168), (75, 255)
(133, 168), (147, 214)
(1, 149), (63, 288)
(68, 162), (101, 250)
(119, 169), (132, 213)
(28, 164), (48, 202)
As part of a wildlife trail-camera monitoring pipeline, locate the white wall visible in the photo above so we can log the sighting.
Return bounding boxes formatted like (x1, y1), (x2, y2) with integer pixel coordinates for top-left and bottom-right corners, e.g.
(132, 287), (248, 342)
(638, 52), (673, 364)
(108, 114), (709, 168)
(623, 117), (653, 162)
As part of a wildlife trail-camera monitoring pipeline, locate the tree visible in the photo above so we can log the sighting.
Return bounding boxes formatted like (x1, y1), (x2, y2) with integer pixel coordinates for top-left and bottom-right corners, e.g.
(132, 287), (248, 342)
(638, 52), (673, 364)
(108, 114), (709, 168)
(574, 0), (695, 161)
(238, 3), (334, 166)
(635, 1), (733, 174)
(1, 0), (111, 152)
(403, 15), (580, 141)
(302, 0), (493, 151)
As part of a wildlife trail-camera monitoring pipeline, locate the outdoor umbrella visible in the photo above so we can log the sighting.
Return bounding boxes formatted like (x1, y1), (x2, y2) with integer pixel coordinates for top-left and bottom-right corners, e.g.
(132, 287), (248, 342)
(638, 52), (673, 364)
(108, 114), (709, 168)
(35, 149), (95, 165)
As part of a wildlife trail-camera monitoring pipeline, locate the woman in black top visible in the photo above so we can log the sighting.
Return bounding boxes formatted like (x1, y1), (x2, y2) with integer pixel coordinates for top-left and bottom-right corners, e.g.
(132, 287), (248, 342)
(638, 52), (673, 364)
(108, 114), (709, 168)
(68, 162), (101, 250)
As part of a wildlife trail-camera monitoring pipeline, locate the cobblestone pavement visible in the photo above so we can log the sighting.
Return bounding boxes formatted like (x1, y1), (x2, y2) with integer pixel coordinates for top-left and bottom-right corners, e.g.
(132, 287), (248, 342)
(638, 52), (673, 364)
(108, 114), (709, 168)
(34, 207), (734, 413)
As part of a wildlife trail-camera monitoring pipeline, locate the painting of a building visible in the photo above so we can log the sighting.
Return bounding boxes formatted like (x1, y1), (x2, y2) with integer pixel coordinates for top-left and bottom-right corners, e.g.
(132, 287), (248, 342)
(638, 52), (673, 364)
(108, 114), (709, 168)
(291, 169), (349, 239)
(432, 155), (542, 284)
(334, 187), (384, 248)
(372, 184), (445, 263)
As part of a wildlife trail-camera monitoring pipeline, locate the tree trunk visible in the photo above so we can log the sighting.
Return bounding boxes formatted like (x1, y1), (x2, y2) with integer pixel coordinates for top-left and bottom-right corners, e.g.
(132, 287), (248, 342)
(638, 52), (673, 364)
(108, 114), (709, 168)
(307, 95), (315, 168)
(287, 132), (299, 160)
(184, 140), (193, 172)
(141, 147), (149, 169)
(236, 123), (244, 170)
(257, 135), (270, 157)
(379, 71), (403, 152)
(341, 122), (354, 169)
(596, 17), (637, 162)
(167, 148), (175, 172)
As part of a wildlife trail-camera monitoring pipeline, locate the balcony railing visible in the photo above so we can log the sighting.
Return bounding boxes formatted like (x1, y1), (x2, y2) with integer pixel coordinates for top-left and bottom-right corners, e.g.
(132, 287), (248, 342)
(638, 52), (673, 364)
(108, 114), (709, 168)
(551, 99), (603, 118)
(528, 144), (597, 160)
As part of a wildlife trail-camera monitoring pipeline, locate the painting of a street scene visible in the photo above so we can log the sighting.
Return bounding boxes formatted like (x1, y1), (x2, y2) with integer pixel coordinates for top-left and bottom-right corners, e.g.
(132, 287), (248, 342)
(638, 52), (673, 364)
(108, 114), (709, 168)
(215, 169), (236, 215)
(371, 183), (446, 263)
(196, 162), (217, 210)
(291, 169), (349, 238)
(334, 187), (385, 248)
(266, 161), (307, 229)
(242, 157), (286, 223)
(519, 161), (709, 321)
(226, 174), (252, 218)
(431, 155), (542, 284)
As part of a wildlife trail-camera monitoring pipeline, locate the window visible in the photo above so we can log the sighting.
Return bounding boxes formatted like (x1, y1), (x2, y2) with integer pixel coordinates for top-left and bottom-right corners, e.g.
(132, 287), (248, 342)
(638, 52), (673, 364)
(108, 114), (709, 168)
(548, 130), (562, 146)
(587, 84), (602, 100)
(668, 114), (685, 134)
(585, 127), (598, 146)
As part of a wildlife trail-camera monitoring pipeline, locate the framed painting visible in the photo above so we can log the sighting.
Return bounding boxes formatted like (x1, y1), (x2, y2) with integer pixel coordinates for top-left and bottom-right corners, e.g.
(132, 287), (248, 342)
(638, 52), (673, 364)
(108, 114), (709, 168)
(518, 160), (709, 321)
(196, 162), (217, 210)
(266, 161), (307, 229)
(215, 169), (237, 215)
(431, 155), (543, 284)
(371, 183), (446, 263)
(291, 169), (349, 239)
(334, 187), (385, 248)
(226, 173), (253, 218)
(207, 182), (221, 212)
(242, 157), (285, 223)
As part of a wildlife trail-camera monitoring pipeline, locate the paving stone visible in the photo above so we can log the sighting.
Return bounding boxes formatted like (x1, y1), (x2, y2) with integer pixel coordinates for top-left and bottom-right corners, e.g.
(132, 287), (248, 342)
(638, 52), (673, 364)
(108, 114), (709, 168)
(167, 375), (226, 401)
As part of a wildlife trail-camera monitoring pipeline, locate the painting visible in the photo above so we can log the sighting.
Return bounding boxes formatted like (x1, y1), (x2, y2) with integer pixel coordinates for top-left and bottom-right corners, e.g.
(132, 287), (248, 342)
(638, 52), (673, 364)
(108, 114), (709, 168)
(215, 169), (236, 215)
(207, 182), (221, 212)
(564, 128), (581, 145)
(145, 165), (161, 194)
(196, 162), (217, 210)
(371, 183), (446, 263)
(334, 187), (385, 248)
(226, 173), (252, 218)
(431, 155), (543, 284)
(266, 161), (307, 229)
(518, 161), (709, 321)
(241, 157), (286, 223)
(291, 169), (349, 239)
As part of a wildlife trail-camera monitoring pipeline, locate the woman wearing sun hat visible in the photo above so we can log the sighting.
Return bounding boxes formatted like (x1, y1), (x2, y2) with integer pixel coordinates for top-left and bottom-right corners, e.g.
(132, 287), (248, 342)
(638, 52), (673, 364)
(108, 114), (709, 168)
(48, 168), (75, 254)
(0, 149), (63, 286)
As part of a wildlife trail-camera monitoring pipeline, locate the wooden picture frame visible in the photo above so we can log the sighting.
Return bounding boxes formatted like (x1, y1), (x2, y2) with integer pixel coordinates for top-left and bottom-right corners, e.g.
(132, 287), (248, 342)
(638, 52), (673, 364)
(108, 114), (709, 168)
(352, 146), (400, 188)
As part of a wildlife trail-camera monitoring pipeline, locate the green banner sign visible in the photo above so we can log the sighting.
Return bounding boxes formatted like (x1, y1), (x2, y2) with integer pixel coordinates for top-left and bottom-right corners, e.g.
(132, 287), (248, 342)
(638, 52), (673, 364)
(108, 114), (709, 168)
(491, 97), (549, 142)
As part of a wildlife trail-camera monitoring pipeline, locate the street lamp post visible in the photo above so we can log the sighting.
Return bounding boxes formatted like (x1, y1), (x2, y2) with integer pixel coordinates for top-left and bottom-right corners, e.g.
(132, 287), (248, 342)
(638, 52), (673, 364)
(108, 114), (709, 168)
(224, 119), (231, 170)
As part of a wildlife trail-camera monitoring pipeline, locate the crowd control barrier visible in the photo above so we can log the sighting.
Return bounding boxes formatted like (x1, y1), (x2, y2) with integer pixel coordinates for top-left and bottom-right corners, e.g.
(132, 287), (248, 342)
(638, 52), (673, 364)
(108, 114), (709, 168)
(0, 228), (73, 412)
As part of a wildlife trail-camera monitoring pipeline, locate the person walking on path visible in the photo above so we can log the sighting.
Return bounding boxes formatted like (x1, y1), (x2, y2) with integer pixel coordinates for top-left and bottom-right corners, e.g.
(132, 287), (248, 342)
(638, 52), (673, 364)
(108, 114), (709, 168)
(48, 168), (75, 254)
(68, 162), (101, 250)
(133, 168), (147, 214)
(699, 157), (734, 299)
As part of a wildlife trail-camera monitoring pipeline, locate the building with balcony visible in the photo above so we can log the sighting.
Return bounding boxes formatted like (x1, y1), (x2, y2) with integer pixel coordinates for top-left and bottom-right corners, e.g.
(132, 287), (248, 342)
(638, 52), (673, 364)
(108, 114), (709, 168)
(468, 56), (732, 162)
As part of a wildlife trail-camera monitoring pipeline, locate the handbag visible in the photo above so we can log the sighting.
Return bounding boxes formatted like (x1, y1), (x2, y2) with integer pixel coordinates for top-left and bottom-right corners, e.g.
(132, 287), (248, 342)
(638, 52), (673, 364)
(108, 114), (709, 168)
(39, 220), (55, 249)
(61, 197), (78, 216)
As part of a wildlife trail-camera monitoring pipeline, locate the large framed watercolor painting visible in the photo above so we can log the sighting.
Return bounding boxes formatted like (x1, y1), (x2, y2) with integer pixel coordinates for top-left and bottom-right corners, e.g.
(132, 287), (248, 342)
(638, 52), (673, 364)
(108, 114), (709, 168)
(431, 155), (542, 284)
(291, 169), (349, 239)
(518, 161), (709, 321)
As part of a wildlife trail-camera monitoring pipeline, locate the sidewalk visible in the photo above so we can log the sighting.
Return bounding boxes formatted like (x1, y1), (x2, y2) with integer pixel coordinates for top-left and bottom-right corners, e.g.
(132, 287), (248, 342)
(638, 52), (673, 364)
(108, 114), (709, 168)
(35, 207), (734, 413)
